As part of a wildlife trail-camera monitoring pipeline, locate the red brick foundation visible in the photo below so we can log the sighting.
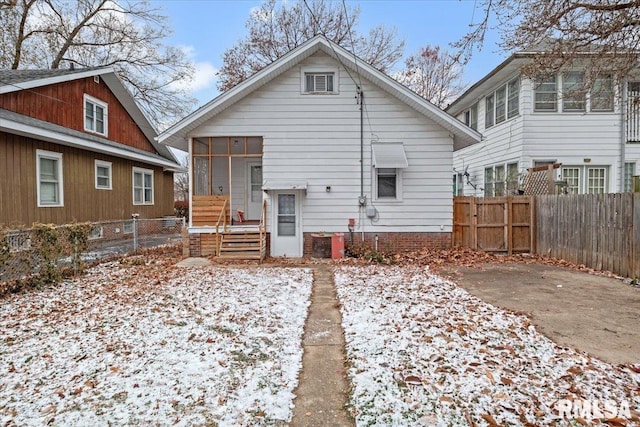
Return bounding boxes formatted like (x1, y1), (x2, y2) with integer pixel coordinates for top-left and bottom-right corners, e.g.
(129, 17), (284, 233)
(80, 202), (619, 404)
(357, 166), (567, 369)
(303, 231), (451, 257)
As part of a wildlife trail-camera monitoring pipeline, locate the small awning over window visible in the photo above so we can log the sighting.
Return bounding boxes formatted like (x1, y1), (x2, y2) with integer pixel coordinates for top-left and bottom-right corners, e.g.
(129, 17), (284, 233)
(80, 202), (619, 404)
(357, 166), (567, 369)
(262, 180), (308, 191)
(371, 143), (408, 168)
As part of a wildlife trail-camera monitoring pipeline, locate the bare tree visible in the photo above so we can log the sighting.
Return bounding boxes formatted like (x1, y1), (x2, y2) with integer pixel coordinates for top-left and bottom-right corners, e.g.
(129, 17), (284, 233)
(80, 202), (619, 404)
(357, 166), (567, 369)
(456, 0), (640, 81)
(394, 45), (466, 109)
(0, 0), (196, 128)
(217, 0), (405, 91)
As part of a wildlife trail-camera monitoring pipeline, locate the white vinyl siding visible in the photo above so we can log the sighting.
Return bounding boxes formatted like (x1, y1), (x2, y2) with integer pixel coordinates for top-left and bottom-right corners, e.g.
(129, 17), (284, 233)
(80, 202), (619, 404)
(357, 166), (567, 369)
(133, 167), (154, 205)
(84, 94), (107, 136)
(192, 51), (454, 232)
(95, 160), (112, 190)
(36, 150), (63, 207)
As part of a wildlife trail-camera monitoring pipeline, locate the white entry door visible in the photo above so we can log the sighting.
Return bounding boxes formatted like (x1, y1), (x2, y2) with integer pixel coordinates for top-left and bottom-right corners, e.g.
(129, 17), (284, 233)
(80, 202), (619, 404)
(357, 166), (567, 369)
(246, 161), (263, 220)
(271, 191), (302, 257)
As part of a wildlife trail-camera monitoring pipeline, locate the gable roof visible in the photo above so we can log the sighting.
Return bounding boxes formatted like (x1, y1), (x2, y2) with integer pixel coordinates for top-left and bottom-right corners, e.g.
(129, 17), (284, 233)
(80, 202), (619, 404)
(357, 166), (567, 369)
(158, 35), (482, 151)
(0, 67), (178, 164)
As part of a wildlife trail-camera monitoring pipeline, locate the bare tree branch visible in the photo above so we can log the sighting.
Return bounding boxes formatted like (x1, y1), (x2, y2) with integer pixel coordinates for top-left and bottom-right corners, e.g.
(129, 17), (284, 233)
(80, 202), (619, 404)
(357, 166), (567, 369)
(217, 0), (404, 92)
(0, 0), (196, 128)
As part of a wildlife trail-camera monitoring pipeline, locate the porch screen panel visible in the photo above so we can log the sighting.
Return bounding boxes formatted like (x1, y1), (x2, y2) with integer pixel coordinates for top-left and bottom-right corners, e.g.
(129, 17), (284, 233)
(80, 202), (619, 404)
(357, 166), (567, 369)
(212, 157), (230, 195)
(251, 165), (263, 202)
(277, 194), (296, 236)
(193, 157), (209, 195)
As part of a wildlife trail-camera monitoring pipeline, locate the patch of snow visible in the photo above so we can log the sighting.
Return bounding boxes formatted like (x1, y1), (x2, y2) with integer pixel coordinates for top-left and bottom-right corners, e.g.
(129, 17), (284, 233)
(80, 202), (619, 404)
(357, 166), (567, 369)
(335, 265), (639, 426)
(0, 263), (312, 426)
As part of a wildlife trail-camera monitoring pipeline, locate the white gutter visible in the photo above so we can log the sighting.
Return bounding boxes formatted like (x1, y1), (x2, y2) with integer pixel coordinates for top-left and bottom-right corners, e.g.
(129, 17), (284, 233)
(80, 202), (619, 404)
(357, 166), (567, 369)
(621, 77), (627, 192)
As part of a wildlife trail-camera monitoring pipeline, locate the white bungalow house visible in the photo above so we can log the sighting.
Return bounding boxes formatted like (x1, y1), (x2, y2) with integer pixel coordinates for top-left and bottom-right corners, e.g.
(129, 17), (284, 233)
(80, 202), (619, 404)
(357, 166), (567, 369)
(448, 52), (640, 197)
(158, 36), (481, 259)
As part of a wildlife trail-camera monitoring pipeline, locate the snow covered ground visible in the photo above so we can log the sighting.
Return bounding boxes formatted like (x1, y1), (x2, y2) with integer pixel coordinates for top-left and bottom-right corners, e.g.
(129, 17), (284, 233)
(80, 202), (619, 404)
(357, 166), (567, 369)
(0, 259), (312, 426)
(335, 265), (640, 426)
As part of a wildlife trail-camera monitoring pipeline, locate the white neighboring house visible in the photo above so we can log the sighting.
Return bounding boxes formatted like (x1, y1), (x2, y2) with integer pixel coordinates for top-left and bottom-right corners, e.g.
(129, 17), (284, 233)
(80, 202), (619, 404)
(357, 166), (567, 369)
(447, 52), (640, 197)
(158, 36), (481, 258)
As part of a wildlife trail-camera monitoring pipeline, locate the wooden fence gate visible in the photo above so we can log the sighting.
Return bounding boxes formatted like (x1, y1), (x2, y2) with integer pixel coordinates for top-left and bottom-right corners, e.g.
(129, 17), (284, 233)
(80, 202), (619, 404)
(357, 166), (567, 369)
(453, 196), (535, 254)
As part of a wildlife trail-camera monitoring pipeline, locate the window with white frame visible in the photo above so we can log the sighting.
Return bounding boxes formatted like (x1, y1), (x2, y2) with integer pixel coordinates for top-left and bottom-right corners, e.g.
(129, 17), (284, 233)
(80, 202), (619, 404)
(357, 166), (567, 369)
(494, 164), (506, 196)
(624, 162), (637, 192)
(304, 72), (335, 93)
(587, 167), (607, 193)
(463, 103), (478, 130)
(484, 167), (494, 197)
(506, 162), (519, 194)
(507, 77), (520, 119)
(534, 75), (558, 112)
(485, 77), (519, 128)
(562, 71), (586, 112)
(133, 167), (154, 205)
(84, 95), (107, 136)
(561, 166), (608, 194)
(485, 94), (495, 128)
(453, 173), (464, 196)
(36, 150), (63, 207)
(562, 167), (580, 194)
(376, 168), (399, 199)
(591, 74), (614, 112)
(95, 160), (112, 190)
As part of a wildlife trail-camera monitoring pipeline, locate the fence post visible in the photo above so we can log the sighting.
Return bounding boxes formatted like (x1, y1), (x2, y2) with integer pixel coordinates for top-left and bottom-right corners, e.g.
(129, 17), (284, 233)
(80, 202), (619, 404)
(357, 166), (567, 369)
(132, 214), (139, 254)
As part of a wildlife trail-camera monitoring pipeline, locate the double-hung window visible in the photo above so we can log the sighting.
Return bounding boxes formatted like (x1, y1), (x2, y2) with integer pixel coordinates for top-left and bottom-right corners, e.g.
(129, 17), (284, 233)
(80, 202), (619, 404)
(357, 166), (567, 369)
(84, 95), (107, 136)
(36, 150), (63, 207)
(133, 167), (154, 205)
(591, 74), (614, 112)
(624, 162), (637, 192)
(376, 168), (398, 199)
(484, 167), (494, 197)
(485, 77), (519, 128)
(534, 75), (558, 111)
(464, 103), (478, 130)
(95, 160), (112, 190)
(562, 71), (586, 112)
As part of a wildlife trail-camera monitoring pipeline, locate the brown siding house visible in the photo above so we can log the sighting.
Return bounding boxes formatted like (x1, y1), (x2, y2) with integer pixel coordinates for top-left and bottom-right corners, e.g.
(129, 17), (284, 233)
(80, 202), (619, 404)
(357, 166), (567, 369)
(0, 68), (182, 227)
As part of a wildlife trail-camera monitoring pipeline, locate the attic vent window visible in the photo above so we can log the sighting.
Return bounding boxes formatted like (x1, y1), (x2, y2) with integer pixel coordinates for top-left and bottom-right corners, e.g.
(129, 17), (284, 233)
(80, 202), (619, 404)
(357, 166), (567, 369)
(93, 76), (100, 84)
(305, 73), (334, 93)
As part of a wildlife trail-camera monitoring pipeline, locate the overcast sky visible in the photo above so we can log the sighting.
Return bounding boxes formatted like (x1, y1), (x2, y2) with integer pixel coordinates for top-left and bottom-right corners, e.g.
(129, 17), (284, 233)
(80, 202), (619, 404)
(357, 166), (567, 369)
(154, 0), (505, 106)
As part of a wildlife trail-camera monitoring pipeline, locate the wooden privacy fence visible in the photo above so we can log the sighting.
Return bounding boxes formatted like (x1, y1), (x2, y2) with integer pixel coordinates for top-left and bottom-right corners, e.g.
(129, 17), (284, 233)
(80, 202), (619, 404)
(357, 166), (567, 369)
(453, 196), (535, 254)
(453, 194), (640, 279)
(536, 193), (640, 279)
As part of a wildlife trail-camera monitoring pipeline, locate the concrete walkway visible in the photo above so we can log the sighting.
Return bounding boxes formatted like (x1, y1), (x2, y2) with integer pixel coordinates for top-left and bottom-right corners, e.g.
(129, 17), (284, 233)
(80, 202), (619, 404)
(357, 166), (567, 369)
(290, 265), (353, 427)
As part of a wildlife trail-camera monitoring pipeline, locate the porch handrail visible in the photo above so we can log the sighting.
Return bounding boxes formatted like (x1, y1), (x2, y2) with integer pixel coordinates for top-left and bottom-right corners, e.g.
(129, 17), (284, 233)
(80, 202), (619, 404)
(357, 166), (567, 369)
(215, 198), (228, 256)
(259, 199), (267, 257)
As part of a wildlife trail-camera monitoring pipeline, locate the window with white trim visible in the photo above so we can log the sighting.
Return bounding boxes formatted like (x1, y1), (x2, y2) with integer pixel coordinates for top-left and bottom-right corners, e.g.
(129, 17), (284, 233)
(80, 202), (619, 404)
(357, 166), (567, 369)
(36, 150), (63, 207)
(95, 160), (112, 190)
(506, 162), (519, 194)
(133, 167), (154, 205)
(561, 166), (608, 194)
(587, 167), (606, 193)
(485, 77), (519, 128)
(562, 167), (580, 194)
(376, 168), (399, 199)
(591, 74), (614, 112)
(463, 103), (478, 130)
(494, 164), (505, 196)
(562, 71), (586, 112)
(304, 72), (335, 93)
(624, 162), (636, 192)
(484, 167), (494, 197)
(84, 95), (107, 136)
(534, 75), (558, 112)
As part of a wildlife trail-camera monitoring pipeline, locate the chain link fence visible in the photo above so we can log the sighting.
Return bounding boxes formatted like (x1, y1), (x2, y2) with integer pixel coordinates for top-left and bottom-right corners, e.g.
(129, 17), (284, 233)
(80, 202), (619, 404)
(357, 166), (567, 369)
(1, 217), (185, 287)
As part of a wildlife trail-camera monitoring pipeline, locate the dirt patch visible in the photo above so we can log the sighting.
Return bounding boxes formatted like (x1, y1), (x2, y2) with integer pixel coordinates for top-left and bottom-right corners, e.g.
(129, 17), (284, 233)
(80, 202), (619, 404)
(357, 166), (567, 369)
(441, 262), (640, 365)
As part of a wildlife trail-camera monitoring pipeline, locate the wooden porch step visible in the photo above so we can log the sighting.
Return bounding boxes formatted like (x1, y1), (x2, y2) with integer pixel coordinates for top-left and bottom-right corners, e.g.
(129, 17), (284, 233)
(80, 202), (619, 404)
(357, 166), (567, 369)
(218, 229), (265, 261)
